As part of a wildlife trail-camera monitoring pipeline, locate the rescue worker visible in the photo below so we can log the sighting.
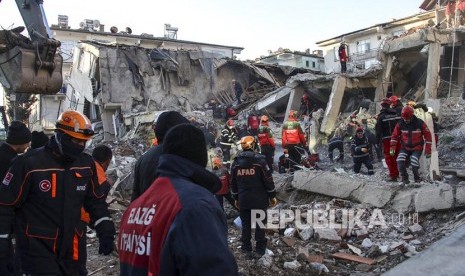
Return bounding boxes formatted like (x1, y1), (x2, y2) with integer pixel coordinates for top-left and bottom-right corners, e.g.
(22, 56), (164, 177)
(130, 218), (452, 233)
(131, 111), (189, 201)
(220, 119), (238, 166)
(257, 115), (275, 172)
(338, 43), (348, 73)
(119, 124), (238, 275)
(347, 113), (360, 139)
(351, 127), (374, 175)
(247, 111), (260, 136)
(0, 110), (116, 275)
(446, 0), (457, 28)
(231, 136), (276, 258)
(299, 93), (314, 118)
(30, 130), (49, 149)
(79, 144), (113, 276)
(328, 127), (345, 163)
(390, 95), (403, 116)
(390, 106), (432, 184)
(232, 79), (243, 104)
(0, 121), (31, 276)
(282, 110), (308, 171)
(278, 149), (292, 174)
(212, 157), (237, 211)
(375, 98), (401, 181)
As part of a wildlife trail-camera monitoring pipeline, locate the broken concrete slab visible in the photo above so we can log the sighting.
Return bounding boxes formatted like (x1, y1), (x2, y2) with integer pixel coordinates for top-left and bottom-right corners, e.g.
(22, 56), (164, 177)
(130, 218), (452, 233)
(391, 190), (415, 214)
(292, 171), (362, 199)
(292, 171), (464, 213)
(414, 184), (454, 212)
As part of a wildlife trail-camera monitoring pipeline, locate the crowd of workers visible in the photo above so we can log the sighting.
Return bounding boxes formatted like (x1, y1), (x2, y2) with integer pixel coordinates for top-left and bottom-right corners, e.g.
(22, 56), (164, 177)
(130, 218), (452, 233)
(0, 89), (438, 274)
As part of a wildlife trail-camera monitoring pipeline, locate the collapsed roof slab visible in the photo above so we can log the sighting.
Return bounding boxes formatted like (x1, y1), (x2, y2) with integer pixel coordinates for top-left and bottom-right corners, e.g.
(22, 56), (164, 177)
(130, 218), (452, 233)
(383, 28), (452, 54)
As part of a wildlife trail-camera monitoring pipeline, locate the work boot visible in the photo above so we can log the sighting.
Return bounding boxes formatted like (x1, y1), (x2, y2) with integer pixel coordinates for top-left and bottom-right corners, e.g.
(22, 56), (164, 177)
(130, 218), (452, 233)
(386, 176), (398, 182)
(402, 177), (410, 185)
(414, 177), (422, 183)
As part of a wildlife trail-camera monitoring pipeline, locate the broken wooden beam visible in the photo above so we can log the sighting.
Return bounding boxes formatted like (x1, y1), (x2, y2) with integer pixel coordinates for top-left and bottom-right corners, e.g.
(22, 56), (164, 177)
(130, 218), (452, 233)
(332, 252), (376, 265)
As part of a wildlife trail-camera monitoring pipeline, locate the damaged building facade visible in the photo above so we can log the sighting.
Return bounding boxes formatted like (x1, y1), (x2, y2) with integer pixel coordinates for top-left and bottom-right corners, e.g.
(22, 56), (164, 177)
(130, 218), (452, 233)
(28, 19), (244, 134)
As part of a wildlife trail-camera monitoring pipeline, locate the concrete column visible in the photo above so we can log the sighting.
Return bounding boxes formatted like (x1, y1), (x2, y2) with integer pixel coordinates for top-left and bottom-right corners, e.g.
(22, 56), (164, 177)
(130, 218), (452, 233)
(320, 76), (347, 135)
(284, 87), (304, 121)
(101, 109), (116, 141)
(457, 46), (465, 91)
(425, 43), (441, 99)
(374, 55), (393, 102)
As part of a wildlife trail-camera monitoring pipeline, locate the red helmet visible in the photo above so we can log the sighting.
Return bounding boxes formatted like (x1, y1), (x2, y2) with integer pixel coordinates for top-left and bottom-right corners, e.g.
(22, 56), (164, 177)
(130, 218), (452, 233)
(389, 95), (400, 106)
(226, 119), (234, 127)
(381, 98), (391, 107)
(401, 106), (414, 120)
(356, 127), (364, 133)
(302, 94), (309, 101)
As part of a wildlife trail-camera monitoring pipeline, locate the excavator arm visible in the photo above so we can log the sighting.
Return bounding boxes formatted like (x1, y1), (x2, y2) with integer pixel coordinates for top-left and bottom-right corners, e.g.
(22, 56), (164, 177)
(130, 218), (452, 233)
(0, 0), (63, 94)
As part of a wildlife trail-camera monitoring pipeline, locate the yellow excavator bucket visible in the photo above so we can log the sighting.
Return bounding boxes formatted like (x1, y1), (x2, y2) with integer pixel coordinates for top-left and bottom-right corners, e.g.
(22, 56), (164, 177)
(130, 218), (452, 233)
(0, 46), (63, 94)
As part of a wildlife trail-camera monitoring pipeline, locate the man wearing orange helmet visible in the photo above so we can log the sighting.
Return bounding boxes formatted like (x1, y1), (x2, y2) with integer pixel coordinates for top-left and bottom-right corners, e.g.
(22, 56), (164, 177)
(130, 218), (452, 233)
(282, 110), (308, 171)
(231, 136), (276, 258)
(390, 106), (432, 184)
(257, 115), (275, 172)
(0, 110), (116, 275)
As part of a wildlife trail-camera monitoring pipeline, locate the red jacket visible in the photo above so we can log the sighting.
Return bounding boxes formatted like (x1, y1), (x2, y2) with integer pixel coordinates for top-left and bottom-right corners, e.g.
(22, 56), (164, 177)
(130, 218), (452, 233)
(338, 46), (348, 62)
(390, 116), (432, 154)
(257, 126), (275, 148)
(282, 120), (306, 147)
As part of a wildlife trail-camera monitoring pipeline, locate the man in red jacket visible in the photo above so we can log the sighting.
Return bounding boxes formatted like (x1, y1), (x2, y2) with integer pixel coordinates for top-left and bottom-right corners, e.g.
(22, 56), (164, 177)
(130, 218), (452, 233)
(338, 43), (348, 73)
(390, 106), (432, 184)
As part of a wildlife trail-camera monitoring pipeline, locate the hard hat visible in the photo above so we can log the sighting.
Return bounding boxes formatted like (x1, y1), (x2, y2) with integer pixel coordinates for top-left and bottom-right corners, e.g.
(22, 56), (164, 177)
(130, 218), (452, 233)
(56, 110), (94, 141)
(261, 115), (269, 122)
(288, 110), (297, 119)
(302, 94), (309, 101)
(389, 95), (400, 103)
(227, 119), (234, 127)
(408, 101), (416, 107)
(381, 98), (391, 106)
(356, 127), (364, 133)
(240, 136), (255, 150)
(212, 157), (222, 169)
(401, 106), (414, 120)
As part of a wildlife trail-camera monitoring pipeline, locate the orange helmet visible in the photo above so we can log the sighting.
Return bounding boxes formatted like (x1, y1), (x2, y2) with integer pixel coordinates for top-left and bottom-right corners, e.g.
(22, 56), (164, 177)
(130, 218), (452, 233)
(56, 110), (94, 141)
(240, 136), (255, 150)
(212, 157), (222, 169)
(288, 110), (297, 119)
(261, 115), (269, 123)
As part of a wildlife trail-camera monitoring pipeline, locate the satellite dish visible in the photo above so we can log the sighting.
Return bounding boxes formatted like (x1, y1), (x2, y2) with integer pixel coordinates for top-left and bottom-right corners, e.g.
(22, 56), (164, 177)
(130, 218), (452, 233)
(126, 27), (132, 34)
(79, 22), (86, 28)
(93, 20), (100, 28)
(110, 26), (118, 33)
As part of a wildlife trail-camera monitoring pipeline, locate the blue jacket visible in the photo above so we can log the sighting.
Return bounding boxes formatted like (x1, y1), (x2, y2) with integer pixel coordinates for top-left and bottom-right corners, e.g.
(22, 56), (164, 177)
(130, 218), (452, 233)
(119, 154), (238, 276)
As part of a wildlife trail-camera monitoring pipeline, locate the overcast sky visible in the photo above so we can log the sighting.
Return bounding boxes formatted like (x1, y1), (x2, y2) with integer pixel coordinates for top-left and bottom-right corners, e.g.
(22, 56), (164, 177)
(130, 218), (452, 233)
(1, 0), (422, 60)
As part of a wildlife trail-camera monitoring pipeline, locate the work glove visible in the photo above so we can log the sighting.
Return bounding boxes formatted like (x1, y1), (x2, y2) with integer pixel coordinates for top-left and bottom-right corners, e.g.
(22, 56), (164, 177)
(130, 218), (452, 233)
(234, 200), (240, 210)
(390, 149), (395, 156)
(269, 198), (278, 207)
(361, 148), (368, 153)
(98, 236), (114, 255)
